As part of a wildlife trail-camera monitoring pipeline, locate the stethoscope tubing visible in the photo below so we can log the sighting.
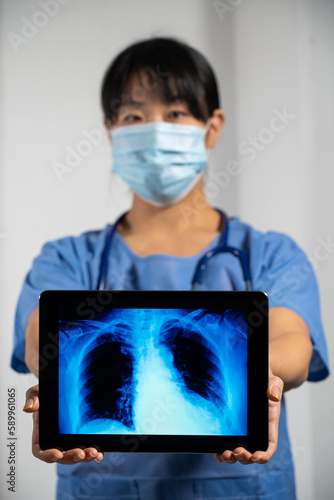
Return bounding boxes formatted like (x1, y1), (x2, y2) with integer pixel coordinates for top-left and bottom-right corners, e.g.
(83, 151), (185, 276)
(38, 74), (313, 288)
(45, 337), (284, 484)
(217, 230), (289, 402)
(97, 208), (252, 291)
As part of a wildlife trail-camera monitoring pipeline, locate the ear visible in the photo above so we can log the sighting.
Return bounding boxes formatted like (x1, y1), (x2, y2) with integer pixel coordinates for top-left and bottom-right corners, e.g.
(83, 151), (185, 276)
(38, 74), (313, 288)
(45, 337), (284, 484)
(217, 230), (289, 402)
(205, 109), (225, 148)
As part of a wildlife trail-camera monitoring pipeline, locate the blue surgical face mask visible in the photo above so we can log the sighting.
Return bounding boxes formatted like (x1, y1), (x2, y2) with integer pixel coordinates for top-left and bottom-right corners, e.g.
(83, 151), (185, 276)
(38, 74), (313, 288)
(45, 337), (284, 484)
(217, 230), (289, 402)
(110, 121), (209, 206)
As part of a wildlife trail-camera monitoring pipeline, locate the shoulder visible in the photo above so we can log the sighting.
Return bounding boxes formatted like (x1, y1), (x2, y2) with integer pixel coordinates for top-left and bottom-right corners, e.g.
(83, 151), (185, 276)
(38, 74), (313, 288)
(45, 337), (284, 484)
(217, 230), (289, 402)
(38, 224), (112, 262)
(19, 224), (115, 294)
(28, 224), (113, 288)
(229, 216), (302, 256)
(228, 216), (312, 289)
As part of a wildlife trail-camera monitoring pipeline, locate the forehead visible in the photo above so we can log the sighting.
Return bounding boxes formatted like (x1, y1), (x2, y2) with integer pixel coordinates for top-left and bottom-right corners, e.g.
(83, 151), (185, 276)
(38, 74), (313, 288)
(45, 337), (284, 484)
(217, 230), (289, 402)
(121, 69), (181, 105)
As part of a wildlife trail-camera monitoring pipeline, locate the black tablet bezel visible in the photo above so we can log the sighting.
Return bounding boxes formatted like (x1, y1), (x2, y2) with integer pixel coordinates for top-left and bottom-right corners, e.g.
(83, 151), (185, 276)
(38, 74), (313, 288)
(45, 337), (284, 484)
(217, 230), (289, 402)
(39, 290), (268, 454)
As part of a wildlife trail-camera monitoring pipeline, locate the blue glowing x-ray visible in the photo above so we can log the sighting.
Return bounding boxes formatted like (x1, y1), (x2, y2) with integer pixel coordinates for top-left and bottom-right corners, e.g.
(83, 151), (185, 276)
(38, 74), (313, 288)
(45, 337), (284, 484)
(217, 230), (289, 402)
(59, 308), (247, 436)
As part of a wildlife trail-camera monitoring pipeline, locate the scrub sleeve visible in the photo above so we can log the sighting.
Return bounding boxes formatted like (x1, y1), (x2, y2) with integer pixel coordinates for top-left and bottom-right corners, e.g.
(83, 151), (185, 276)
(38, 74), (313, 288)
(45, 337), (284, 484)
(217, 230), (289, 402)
(11, 217), (329, 500)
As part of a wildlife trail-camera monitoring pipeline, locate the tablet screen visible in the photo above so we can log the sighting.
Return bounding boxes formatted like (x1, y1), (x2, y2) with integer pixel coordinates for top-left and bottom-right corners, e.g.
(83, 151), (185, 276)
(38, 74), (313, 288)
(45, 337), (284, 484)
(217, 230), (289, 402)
(39, 290), (268, 454)
(58, 307), (247, 437)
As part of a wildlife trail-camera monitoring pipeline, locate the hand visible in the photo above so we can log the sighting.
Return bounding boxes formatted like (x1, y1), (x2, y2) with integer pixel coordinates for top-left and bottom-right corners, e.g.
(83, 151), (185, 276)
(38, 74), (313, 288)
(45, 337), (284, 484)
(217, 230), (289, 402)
(214, 372), (284, 465)
(23, 384), (104, 464)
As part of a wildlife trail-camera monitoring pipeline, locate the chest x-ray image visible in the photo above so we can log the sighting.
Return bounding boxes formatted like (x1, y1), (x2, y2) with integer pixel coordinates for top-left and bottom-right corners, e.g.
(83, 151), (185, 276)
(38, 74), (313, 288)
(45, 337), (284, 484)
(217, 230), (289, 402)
(58, 308), (247, 436)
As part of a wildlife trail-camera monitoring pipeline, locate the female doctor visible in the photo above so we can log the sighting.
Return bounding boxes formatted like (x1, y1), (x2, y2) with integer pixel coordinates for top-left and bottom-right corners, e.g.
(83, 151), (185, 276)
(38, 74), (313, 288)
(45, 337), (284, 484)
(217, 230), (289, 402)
(14, 37), (328, 499)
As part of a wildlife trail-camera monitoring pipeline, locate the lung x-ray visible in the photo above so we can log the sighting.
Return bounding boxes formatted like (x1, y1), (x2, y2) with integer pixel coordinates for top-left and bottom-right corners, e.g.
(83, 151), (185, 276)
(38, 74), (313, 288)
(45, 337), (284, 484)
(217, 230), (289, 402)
(59, 308), (247, 436)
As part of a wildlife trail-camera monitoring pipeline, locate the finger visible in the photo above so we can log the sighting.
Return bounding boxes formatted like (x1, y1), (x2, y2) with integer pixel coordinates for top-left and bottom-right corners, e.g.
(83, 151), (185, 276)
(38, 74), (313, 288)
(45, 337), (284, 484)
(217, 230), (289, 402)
(62, 449), (87, 463)
(25, 384), (39, 405)
(267, 375), (284, 402)
(215, 447), (252, 465)
(23, 395), (39, 413)
(249, 440), (277, 465)
(61, 449), (103, 464)
(31, 446), (104, 465)
(249, 451), (269, 464)
(35, 448), (85, 465)
(214, 450), (237, 464)
(82, 448), (104, 463)
(31, 406), (40, 450)
(231, 447), (253, 465)
(32, 443), (64, 463)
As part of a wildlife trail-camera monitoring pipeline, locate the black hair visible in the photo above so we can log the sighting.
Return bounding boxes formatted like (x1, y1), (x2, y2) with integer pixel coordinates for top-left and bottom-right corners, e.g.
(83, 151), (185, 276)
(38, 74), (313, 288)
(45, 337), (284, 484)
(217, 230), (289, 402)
(101, 37), (220, 124)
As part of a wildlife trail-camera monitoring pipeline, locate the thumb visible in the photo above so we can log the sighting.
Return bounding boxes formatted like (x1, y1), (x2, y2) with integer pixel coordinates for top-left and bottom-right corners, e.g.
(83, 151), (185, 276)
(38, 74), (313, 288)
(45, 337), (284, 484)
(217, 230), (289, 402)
(267, 376), (284, 402)
(23, 384), (39, 413)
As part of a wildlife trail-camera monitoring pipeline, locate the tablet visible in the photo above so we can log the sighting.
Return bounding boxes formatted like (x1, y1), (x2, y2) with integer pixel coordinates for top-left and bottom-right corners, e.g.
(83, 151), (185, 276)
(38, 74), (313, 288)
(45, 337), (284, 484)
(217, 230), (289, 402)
(39, 290), (268, 454)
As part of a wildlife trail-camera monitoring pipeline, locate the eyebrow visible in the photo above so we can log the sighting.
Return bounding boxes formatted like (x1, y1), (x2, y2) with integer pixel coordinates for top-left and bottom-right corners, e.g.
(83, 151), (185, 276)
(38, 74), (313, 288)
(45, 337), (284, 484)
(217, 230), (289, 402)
(165, 95), (189, 106)
(119, 95), (187, 108)
(169, 95), (187, 101)
(119, 99), (145, 108)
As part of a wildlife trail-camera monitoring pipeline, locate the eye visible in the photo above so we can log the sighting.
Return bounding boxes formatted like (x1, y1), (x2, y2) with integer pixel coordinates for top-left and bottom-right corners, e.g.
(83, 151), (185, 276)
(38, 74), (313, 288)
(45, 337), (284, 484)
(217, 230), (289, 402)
(123, 114), (142, 123)
(168, 110), (188, 119)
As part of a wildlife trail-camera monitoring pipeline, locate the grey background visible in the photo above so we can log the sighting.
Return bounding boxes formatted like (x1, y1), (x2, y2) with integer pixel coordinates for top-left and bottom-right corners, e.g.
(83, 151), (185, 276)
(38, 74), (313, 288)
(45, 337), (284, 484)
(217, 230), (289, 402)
(1, 0), (333, 499)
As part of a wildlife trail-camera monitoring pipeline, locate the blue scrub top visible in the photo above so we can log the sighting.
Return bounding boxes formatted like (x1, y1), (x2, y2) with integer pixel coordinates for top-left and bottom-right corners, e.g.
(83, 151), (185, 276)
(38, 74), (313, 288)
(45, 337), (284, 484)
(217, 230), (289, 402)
(12, 216), (329, 500)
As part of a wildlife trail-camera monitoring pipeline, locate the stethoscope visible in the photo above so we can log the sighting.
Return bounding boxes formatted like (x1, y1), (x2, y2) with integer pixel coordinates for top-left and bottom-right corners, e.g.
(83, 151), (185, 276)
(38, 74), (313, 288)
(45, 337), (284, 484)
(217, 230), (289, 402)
(97, 208), (252, 291)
